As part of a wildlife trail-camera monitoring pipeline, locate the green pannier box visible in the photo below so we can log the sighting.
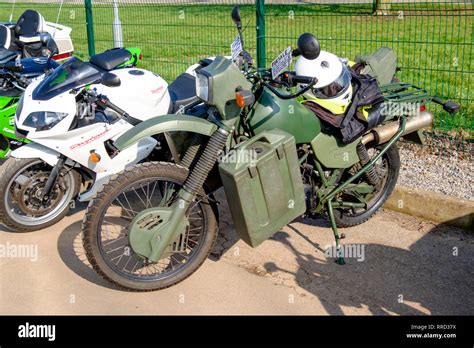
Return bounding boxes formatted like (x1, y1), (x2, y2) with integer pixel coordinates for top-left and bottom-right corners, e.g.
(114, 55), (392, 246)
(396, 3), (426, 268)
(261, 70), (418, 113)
(219, 129), (306, 247)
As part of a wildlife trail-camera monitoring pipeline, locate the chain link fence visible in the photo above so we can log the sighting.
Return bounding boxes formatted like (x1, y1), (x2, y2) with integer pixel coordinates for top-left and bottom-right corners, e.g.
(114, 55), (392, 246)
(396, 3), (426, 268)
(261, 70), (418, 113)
(0, 0), (472, 153)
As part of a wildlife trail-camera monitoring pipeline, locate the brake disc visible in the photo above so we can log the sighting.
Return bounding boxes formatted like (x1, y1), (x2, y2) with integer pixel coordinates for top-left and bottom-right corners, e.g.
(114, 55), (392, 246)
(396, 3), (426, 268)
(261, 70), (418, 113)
(17, 172), (65, 216)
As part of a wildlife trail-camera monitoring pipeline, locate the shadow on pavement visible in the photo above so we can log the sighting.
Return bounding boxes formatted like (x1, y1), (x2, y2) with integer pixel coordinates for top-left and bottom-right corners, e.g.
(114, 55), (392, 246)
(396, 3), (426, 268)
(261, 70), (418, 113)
(264, 216), (473, 315)
(57, 219), (119, 290)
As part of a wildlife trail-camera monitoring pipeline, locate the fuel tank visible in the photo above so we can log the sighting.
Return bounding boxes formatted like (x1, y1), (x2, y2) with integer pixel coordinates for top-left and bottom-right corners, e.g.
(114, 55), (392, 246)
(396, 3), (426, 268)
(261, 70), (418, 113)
(247, 87), (321, 144)
(94, 68), (171, 121)
(4, 57), (59, 78)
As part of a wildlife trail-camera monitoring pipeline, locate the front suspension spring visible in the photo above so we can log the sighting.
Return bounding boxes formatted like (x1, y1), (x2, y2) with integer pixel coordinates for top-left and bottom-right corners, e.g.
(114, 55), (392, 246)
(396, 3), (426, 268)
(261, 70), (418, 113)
(183, 128), (228, 196)
(181, 133), (206, 169)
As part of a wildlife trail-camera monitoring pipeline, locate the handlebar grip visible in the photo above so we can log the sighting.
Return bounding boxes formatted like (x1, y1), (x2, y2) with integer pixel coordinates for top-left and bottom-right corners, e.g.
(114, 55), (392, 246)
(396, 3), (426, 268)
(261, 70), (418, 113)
(106, 100), (128, 116)
(96, 95), (141, 126)
(292, 75), (315, 85)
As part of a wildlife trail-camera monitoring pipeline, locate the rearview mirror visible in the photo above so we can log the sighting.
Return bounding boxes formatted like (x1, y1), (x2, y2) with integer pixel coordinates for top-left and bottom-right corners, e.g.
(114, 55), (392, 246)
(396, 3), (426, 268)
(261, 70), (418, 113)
(40, 33), (51, 46)
(101, 72), (121, 87)
(297, 33), (321, 60)
(231, 6), (242, 29)
(40, 33), (59, 57)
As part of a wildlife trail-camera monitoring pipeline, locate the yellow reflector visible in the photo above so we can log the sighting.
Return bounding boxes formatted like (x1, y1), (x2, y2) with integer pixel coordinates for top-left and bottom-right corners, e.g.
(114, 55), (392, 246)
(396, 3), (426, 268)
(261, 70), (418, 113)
(89, 152), (101, 163)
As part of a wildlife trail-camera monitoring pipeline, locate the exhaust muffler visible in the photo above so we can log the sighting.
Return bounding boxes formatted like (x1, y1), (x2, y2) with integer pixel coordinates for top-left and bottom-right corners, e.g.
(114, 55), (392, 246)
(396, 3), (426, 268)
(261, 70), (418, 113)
(361, 111), (433, 145)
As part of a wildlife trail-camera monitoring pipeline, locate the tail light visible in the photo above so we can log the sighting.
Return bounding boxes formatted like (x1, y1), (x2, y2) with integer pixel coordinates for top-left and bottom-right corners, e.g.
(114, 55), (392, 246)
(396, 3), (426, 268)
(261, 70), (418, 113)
(52, 51), (73, 61)
(420, 104), (426, 112)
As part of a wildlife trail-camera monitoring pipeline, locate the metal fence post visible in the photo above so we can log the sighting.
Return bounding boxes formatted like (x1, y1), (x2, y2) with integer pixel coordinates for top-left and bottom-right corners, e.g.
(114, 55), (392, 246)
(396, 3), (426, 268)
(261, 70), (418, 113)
(112, 0), (124, 48)
(85, 0), (95, 56)
(256, 0), (266, 69)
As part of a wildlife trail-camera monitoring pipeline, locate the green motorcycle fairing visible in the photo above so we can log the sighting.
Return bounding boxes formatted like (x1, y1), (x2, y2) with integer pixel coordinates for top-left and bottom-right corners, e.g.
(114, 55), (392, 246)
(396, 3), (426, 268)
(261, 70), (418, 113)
(0, 95), (29, 158)
(114, 114), (218, 151)
(247, 87), (321, 144)
(247, 87), (359, 169)
(118, 47), (142, 68)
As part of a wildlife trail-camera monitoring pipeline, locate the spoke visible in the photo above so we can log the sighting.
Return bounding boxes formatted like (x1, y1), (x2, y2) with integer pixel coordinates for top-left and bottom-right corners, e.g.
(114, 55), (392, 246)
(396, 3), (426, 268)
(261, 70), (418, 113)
(132, 187), (148, 209)
(103, 219), (126, 234)
(187, 239), (199, 247)
(105, 245), (127, 255)
(114, 196), (138, 218)
(102, 235), (127, 247)
(122, 255), (132, 272)
(148, 181), (158, 204)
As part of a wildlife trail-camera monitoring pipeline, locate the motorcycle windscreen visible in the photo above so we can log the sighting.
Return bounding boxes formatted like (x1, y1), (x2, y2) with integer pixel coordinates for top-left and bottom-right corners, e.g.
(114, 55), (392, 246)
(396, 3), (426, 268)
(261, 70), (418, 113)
(32, 57), (101, 100)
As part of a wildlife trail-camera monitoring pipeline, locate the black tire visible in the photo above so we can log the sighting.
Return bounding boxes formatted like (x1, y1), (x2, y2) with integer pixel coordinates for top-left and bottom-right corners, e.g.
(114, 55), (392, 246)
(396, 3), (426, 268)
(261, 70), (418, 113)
(0, 157), (81, 232)
(333, 143), (400, 227)
(82, 162), (218, 292)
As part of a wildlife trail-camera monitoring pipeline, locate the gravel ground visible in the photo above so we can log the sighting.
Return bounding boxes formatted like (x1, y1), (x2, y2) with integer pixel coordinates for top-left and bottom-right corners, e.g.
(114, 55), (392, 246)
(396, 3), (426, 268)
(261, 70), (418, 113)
(398, 141), (473, 201)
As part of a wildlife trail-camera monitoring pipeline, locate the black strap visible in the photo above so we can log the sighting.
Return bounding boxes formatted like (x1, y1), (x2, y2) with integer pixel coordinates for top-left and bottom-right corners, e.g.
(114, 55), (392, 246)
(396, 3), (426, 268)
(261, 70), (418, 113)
(339, 71), (361, 129)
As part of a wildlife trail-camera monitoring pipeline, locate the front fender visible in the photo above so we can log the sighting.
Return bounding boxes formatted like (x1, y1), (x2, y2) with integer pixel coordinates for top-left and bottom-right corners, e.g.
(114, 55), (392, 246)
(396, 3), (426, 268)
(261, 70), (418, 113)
(114, 114), (218, 151)
(10, 142), (60, 167)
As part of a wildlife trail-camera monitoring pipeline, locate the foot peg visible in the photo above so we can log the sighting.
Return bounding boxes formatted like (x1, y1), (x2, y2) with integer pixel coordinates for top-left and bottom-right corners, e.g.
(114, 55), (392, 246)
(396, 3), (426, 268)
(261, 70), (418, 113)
(431, 97), (460, 114)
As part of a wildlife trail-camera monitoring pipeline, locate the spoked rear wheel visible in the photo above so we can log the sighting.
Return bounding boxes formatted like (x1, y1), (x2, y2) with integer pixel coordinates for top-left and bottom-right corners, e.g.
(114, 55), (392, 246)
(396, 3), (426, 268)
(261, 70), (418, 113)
(333, 143), (400, 227)
(82, 162), (218, 291)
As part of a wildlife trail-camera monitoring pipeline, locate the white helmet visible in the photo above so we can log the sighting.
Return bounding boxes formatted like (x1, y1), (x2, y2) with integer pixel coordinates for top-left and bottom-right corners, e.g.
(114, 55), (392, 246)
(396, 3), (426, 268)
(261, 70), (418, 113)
(295, 50), (352, 114)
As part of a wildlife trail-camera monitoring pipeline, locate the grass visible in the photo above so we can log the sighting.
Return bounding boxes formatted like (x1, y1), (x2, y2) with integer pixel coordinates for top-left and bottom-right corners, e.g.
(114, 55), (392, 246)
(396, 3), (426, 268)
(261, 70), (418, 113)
(0, 1), (472, 134)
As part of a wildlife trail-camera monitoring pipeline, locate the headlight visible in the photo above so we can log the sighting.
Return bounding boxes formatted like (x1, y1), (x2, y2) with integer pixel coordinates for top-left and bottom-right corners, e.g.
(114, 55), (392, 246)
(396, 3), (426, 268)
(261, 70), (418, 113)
(196, 73), (210, 102)
(23, 111), (68, 131)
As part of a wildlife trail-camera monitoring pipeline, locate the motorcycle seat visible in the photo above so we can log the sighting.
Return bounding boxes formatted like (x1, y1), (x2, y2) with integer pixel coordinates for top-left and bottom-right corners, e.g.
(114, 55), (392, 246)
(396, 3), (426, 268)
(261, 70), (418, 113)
(90, 48), (132, 71)
(14, 10), (45, 49)
(168, 72), (200, 113)
(0, 47), (18, 65)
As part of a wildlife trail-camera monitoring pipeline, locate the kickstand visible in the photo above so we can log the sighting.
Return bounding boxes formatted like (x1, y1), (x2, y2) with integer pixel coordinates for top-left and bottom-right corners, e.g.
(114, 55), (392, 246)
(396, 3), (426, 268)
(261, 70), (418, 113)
(327, 199), (345, 265)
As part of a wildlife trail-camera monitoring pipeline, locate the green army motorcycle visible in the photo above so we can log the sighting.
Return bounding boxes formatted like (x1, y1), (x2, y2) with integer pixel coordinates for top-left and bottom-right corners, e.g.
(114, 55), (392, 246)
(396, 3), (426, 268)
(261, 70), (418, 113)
(81, 8), (460, 291)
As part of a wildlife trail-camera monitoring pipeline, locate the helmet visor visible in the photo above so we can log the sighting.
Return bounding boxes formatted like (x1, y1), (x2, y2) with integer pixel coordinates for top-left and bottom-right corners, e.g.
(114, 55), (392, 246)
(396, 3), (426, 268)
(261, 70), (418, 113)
(311, 67), (351, 99)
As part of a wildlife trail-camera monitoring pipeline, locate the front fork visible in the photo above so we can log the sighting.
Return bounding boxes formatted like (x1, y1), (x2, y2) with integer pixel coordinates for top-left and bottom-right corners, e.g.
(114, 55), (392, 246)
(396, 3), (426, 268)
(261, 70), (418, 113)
(40, 155), (66, 202)
(131, 127), (230, 262)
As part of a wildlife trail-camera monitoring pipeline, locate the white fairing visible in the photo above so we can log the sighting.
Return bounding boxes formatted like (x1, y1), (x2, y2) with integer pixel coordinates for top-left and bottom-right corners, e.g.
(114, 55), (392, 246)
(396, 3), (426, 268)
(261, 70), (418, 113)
(17, 78), (77, 139)
(92, 68), (171, 119)
(12, 57), (214, 202)
(295, 50), (344, 89)
(13, 70), (159, 201)
(44, 21), (74, 57)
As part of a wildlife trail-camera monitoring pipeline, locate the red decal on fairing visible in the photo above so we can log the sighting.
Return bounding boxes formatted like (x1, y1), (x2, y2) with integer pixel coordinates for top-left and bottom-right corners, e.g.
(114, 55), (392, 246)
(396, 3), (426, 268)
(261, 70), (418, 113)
(151, 86), (164, 94)
(70, 129), (110, 150)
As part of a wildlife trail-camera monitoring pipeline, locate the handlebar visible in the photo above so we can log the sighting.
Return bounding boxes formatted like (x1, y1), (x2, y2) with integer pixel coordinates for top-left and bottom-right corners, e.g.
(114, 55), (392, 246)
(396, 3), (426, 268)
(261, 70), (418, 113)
(283, 72), (316, 86)
(263, 78), (316, 100)
(85, 89), (142, 126)
(257, 71), (317, 100)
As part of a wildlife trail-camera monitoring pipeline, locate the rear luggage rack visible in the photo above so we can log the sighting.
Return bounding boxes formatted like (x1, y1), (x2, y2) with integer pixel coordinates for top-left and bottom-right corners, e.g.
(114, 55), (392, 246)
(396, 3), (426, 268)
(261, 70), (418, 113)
(379, 83), (430, 104)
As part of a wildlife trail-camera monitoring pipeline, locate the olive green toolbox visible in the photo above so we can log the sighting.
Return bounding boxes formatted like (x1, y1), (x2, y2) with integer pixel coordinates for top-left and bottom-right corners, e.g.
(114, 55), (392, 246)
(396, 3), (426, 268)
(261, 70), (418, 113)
(218, 129), (306, 247)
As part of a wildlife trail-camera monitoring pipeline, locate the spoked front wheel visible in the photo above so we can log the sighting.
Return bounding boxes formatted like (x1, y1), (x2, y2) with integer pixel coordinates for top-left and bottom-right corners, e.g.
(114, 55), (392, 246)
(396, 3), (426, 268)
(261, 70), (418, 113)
(82, 162), (218, 292)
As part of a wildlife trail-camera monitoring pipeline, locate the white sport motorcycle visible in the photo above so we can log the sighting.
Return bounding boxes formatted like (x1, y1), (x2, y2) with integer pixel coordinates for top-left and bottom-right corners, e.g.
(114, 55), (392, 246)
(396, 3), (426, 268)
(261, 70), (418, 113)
(0, 48), (209, 231)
